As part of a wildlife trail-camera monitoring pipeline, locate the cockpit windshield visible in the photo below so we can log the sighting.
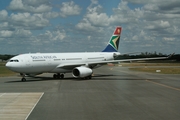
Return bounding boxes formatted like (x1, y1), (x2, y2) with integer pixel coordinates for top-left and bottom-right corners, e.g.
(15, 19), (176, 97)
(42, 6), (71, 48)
(9, 59), (19, 62)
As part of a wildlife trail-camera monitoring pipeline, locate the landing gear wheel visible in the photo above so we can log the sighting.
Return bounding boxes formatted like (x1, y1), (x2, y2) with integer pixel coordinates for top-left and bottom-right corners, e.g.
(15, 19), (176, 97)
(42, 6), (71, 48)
(57, 73), (61, 79)
(60, 74), (64, 79)
(53, 74), (64, 79)
(83, 75), (92, 80)
(53, 74), (57, 79)
(21, 78), (26, 82)
(88, 75), (92, 79)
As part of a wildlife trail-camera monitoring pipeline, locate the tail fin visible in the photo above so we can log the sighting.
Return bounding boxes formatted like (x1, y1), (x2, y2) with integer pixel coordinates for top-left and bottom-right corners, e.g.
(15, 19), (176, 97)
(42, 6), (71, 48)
(102, 26), (122, 52)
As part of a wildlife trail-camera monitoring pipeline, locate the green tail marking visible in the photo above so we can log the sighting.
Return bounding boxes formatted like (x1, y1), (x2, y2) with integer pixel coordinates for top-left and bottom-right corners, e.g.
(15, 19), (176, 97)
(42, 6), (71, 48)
(109, 36), (120, 51)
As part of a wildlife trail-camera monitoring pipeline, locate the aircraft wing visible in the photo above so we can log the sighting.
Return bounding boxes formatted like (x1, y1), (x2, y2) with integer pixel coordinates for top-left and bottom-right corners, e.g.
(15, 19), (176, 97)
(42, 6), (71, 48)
(88, 54), (173, 66)
(56, 54), (173, 69)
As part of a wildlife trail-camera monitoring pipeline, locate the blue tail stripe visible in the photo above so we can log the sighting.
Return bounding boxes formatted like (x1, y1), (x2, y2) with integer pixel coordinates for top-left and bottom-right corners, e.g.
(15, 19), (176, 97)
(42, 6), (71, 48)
(102, 44), (117, 52)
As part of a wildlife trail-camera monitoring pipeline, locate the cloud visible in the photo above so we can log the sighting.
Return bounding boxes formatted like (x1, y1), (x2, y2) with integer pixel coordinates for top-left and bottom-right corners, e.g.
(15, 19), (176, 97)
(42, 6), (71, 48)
(0, 22), (14, 31)
(145, 20), (170, 30)
(0, 30), (13, 38)
(91, 0), (98, 5)
(14, 29), (32, 37)
(86, 4), (110, 27)
(0, 29), (31, 38)
(109, 1), (144, 25)
(1, 0), (180, 54)
(76, 0), (110, 32)
(23, 0), (50, 7)
(76, 0), (143, 31)
(10, 12), (49, 30)
(8, 0), (52, 13)
(43, 12), (59, 19)
(0, 10), (8, 21)
(39, 29), (66, 41)
(60, 1), (81, 17)
(102, 0), (180, 54)
(142, 0), (180, 14)
(76, 18), (97, 31)
(0, 22), (9, 29)
(163, 37), (175, 41)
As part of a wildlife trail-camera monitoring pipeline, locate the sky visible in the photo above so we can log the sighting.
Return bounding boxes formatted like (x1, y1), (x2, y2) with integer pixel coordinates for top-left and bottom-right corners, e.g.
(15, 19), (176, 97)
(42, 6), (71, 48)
(0, 0), (180, 55)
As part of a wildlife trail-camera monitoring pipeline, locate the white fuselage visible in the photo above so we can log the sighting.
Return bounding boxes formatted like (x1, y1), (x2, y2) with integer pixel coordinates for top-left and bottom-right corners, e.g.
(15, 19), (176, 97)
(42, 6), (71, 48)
(6, 52), (119, 74)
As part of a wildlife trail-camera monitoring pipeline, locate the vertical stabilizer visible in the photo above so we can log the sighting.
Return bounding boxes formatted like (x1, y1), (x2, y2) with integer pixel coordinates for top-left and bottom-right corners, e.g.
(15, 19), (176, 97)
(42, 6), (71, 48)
(102, 26), (122, 52)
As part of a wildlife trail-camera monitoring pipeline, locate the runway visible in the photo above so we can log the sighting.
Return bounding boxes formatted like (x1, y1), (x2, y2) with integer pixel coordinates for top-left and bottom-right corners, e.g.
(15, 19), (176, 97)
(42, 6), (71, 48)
(0, 65), (180, 120)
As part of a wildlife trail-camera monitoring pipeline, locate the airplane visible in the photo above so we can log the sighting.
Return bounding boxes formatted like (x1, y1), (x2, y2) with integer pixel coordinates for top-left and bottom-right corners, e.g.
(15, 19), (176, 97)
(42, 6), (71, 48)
(6, 26), (169, 81)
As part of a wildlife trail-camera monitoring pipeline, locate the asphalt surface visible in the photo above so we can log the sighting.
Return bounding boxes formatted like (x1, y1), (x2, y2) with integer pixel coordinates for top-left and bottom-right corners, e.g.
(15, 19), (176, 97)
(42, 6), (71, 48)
(0, 65), (180, 120)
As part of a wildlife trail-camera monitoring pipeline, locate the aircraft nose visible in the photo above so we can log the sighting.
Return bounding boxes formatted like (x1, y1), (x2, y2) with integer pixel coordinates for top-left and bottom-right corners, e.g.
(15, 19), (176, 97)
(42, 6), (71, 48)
(6, 62), (17, 69)
(5, 62), (13, 69)
(6, 62), (20, 72)
(5, 62), (10, 68)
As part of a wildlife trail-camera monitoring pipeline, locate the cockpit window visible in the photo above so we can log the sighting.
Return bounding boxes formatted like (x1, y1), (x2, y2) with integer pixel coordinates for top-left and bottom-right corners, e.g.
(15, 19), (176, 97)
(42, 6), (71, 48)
(9, 59), (19, 62)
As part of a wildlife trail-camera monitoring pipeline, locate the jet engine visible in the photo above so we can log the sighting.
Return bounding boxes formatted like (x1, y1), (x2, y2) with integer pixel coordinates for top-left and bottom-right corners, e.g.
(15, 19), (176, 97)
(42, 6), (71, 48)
(72, 66), (92, 78)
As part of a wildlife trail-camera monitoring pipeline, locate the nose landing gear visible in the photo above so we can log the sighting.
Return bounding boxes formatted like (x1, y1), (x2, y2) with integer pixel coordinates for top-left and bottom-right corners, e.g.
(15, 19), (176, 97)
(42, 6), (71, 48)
(20, 73), (26, 82)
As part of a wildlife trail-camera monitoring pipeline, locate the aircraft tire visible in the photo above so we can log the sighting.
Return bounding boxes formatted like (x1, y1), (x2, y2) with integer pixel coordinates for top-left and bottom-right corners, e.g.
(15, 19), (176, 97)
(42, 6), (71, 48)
(57, 73), (61, 79)
(21, 78), (26, 82)
(83, 75), (92, 80)
(89, 75), (92, 79)
(53, 74), (57, 79)
(60, 74), (64, 79)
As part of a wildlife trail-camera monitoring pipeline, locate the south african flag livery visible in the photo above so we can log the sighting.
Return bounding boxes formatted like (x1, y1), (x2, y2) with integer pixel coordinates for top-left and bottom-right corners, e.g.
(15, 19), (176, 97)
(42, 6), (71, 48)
(102, 26), (122, 52)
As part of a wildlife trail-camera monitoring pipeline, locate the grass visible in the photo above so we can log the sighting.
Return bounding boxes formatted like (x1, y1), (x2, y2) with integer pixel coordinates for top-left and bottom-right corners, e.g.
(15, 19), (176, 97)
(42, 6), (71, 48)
(0, 62), (16, 77)
(0, 62), (5, 66)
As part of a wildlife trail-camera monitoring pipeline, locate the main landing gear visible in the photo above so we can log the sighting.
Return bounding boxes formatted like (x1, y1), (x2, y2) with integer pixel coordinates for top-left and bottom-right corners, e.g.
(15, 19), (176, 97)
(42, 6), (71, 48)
(83, 75), (92, 80)
(21, 77), (26, 82)
(53, 73), (64, 79)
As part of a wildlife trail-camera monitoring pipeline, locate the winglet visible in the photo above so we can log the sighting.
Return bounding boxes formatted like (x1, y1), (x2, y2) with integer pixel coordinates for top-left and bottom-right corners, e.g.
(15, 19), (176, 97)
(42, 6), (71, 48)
(167, 53), (175, 59)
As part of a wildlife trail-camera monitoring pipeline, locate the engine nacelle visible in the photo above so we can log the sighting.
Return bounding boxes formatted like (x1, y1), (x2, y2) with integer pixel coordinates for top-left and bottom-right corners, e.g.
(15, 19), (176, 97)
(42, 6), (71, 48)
(72, 66), (92, 78)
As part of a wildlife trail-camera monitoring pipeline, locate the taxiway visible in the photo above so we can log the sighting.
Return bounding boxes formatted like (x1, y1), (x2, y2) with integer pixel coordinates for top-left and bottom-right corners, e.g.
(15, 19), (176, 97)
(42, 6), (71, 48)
(0, 65), (180, 120)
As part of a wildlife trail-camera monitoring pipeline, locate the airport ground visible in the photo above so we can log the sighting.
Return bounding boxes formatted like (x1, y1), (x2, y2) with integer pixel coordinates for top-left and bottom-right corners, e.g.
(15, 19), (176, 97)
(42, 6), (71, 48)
(0, 64), (180, 120)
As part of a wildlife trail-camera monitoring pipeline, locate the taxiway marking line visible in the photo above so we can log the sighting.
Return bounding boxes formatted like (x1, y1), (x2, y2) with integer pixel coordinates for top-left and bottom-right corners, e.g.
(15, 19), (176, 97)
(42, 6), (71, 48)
(146, 80), (180, 92)
(25, 92), (44, 120)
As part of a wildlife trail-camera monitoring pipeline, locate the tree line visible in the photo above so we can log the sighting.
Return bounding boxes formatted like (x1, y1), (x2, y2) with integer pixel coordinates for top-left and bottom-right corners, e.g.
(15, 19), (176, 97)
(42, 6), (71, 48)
(0, 55), (15, 61)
